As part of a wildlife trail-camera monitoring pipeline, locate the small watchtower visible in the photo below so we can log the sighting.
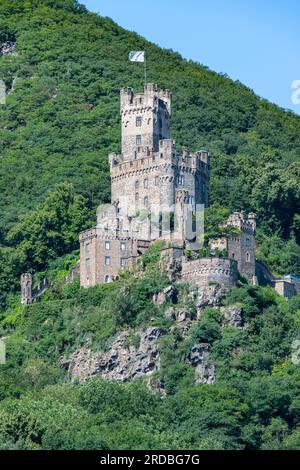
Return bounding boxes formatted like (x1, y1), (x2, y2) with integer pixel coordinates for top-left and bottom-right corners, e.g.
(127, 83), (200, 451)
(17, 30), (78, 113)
(21, 273), (33, 305)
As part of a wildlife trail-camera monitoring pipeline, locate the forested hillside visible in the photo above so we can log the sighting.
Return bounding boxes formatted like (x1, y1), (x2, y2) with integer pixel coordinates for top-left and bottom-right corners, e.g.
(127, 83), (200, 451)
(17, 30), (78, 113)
(0, 0), (299, 307)
(1, 242), (300, 450)
(0, 0), (300, 451)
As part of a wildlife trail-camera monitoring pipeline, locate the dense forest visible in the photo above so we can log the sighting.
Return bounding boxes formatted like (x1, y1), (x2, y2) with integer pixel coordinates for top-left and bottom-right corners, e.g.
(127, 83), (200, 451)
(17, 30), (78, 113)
(0, 0), (300, 451)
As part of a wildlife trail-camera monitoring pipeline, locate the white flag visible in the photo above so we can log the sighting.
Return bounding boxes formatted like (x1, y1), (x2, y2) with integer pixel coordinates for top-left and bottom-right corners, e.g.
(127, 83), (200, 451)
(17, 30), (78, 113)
(129, 51), (145, 62)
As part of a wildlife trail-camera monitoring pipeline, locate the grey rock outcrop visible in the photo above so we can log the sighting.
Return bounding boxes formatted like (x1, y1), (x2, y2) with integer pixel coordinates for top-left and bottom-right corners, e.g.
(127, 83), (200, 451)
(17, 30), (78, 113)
(221, 305), (243, 328)
(153, 285), (176, 306)
(159, 247), (183, 282)
(187, 343), (215, 384)
(196, 285), (227, 310)
(165, 307), (196, 335)
(62, 327), (162, 383)
(0, 41), (17, 56)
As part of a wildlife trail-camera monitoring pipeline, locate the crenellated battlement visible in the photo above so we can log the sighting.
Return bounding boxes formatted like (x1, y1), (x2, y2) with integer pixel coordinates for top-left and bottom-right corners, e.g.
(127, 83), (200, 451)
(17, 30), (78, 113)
(79, 227), (97, 242)
(120, 83), (172, 114)
(109, 145), (209, 176)
(227, 211), (256, 234)
(120, 83), (172, 159)
(181, 257), (238, 289)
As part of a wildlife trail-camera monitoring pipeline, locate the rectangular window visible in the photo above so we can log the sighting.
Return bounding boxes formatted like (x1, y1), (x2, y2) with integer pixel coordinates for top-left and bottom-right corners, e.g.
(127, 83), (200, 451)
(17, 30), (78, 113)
(188, 195), (194, 205)
(136, 135), (142, 145)
(85, 243), (91, 253)
(120, 258), (126, 267)
(144, 178), (148, 188)
(155, 176), (160, 186)
(120, 242), (126, 252)
(136, 116), (142, 127)
(177, 175), (184, 186)
(105, 256), (110, 266)
(105, 241), (110, 250)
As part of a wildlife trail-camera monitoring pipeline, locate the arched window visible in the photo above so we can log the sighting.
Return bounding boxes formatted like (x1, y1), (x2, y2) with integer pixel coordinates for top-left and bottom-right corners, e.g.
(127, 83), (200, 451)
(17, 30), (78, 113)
(143, 178), (148, 188)
(144, 196), (149, 208)
(246, 252), (250, 262)
(104, 274), (111, 283)
(135, 180), (139, 190)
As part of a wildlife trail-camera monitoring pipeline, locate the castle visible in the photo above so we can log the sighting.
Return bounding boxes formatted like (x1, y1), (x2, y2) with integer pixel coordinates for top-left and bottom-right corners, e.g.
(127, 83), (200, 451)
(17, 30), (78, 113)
(78, 83), (256, 290)
(20, 83), (299, 305)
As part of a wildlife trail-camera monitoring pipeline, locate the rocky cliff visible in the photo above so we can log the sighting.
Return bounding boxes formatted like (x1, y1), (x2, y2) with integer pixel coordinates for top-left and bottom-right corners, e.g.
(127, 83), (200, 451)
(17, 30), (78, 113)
(62, 284), (244, 388)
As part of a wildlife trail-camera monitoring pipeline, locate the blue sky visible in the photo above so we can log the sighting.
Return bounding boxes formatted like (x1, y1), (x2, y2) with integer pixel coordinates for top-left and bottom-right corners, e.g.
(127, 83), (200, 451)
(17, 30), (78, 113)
(82, 0), (300, 114)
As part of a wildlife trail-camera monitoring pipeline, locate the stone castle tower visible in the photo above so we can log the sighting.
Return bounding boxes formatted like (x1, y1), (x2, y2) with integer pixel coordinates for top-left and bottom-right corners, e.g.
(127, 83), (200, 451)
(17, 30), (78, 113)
(79, 83), (210, 287)
(210, 211), (257, 283)
(120, 83), (171, 159)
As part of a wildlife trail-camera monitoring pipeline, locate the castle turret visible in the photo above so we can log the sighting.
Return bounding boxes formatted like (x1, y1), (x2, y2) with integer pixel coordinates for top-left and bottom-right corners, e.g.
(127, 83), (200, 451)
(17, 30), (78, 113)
(120, 83), (172, 160)
(21, 273), (32, 305)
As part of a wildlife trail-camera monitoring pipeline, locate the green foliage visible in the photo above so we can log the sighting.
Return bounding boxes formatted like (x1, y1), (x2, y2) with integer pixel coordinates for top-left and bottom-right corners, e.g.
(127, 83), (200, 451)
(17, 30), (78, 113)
(203, 204), (232, 243)
(6, 181), (90, 272)
(0, 268), (300, 449)
(189, 308), (222, 344)
(257, 233), (300, 276)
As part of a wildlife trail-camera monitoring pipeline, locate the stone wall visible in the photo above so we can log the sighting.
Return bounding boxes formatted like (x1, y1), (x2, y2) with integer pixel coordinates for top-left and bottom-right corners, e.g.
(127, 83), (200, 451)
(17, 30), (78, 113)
(181, 257), (238, 289)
